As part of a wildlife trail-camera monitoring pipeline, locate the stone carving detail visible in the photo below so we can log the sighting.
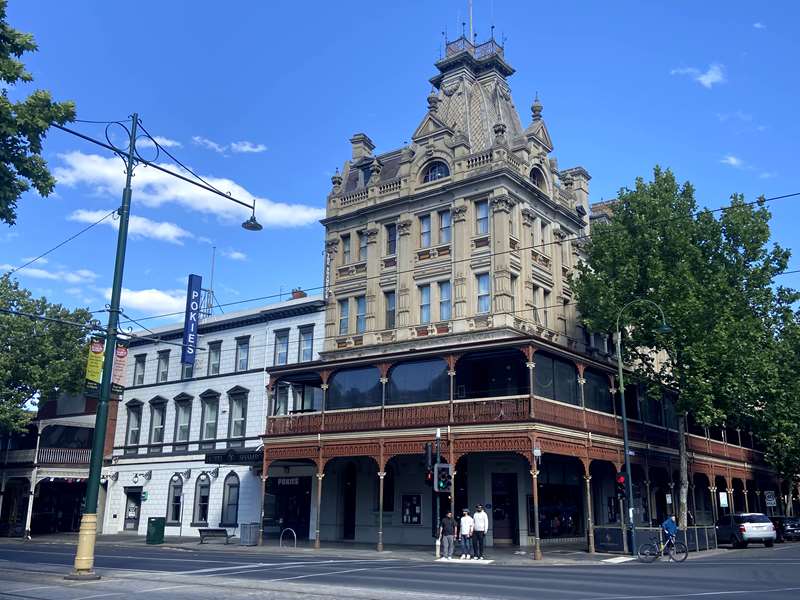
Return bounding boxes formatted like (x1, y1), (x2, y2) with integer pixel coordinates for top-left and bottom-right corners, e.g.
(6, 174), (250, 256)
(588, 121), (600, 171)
(493, 122), (507, 146)
(325, 238), (339, 255)
(427, 92), (441, 113)
(452, 205), (468, 222)
(397, 219), (413, 236)
(521, 207), (535, 227)
(491, 195), (515, 214)
(364, 227), (379, 244)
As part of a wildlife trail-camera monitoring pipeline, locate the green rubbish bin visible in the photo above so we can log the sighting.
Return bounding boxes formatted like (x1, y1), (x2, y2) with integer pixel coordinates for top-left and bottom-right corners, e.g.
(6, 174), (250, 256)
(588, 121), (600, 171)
(146, 516), (166, 545)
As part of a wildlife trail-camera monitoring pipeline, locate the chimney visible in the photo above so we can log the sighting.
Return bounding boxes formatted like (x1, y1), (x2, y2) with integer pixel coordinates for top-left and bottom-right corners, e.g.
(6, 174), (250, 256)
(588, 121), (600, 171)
(350, 133), (375, 160)
(291, 288), (307, 299)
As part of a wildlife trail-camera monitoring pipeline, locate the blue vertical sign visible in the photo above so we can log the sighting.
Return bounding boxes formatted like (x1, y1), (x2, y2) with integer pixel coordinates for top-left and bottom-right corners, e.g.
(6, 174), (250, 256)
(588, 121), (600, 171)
(181, 274), (202, 364)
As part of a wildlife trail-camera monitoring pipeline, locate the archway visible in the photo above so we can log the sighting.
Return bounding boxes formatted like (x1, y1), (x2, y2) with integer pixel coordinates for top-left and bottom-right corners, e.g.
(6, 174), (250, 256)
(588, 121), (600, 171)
(692, 473), (713, 525)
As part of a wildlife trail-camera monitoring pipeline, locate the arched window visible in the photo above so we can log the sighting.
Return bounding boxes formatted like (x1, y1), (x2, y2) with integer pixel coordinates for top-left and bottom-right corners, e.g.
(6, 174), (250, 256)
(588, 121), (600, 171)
(192, 473), (211, 526)
(166, 474), (183, 525)
(387, 358), (449, 405)
(530, 167), (545, 189)
(422, 161), (450, 183)
(220, 472), (240, 526)
(327, 366), (381, 409)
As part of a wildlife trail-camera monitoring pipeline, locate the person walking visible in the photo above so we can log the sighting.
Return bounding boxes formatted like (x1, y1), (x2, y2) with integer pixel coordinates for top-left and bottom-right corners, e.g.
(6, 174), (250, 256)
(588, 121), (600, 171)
(438, 510), (457, 560)
(459, 508), (474, 559)
(473, 504), (489, 559)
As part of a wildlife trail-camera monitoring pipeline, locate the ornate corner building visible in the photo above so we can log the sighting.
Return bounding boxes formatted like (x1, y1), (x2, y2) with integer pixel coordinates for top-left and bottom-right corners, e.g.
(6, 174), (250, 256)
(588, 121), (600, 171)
(262, 35), (790, 552)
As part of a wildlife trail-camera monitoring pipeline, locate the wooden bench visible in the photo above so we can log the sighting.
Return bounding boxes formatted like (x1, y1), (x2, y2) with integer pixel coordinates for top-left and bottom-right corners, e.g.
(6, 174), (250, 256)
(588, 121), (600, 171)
(198, 528), (232, 544)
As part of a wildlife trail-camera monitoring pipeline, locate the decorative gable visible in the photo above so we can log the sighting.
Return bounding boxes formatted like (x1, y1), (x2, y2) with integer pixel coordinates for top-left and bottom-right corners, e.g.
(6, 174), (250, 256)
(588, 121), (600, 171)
(411, 113), (452, 143)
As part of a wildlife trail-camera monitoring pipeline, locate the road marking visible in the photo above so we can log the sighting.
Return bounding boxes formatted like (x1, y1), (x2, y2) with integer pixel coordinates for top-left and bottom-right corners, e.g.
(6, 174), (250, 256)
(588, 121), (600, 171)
(578, 585), (800, 600)
(603, 556), (637, 564)
(265, 566), (372, 581)
(435, 558), (495, 564)
(136, 584), (191, 593)
(195, 558), (403, 576)
(178, 562), (271, 574)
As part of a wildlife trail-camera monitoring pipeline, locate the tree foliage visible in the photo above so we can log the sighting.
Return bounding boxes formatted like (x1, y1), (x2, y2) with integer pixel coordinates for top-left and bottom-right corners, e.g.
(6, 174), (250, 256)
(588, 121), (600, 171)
(0, 274), (93, 432)
(0, 0), (75, 225)
(572, 167), (797, 520)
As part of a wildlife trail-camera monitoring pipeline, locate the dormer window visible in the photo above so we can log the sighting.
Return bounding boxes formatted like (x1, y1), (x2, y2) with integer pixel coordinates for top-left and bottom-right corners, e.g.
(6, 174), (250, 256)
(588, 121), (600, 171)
(530, 167), (546, 190)
(422, 161), (450, 183)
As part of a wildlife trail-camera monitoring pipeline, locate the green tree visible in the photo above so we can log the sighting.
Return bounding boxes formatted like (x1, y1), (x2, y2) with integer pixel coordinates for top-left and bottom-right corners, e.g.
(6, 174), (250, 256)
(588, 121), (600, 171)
(0, 0), (75, 225)
(572, 167), (795, 529)
(0, 274), (93, 432)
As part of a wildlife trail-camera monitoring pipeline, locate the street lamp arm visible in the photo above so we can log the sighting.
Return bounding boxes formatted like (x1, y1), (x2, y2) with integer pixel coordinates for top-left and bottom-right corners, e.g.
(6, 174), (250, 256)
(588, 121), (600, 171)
(615, 298), (669, 335)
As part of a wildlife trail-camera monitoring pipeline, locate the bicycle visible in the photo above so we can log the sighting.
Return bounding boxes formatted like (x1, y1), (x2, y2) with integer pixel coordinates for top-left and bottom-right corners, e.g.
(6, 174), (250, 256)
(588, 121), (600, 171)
(637, 534), (688, 563)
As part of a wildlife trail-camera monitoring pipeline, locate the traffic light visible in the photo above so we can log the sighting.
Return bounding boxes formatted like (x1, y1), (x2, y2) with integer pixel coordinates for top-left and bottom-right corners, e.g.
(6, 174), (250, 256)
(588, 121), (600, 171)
(616, 472), (627, 498)
(424, 442), (433, 486)
(435, 463), (452, 493)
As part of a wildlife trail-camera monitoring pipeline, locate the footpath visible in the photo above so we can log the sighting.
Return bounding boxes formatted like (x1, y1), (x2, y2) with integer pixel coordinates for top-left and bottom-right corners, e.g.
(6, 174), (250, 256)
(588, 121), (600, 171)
(9, 532), (692, 566)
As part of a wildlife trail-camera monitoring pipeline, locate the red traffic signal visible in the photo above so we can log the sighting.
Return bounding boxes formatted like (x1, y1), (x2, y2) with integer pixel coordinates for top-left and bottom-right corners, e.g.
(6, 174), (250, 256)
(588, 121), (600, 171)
(616, 472), (627, 497)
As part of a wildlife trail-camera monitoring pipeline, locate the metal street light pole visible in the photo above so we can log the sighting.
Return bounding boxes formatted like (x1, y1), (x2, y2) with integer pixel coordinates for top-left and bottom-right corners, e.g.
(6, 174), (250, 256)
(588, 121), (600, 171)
(68, 113), (138, 579)
(614, 298), (671, 556)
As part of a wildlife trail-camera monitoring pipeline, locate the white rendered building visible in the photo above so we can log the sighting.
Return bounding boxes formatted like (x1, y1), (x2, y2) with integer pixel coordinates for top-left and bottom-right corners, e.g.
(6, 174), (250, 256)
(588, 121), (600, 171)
(101, 293), (324, 538)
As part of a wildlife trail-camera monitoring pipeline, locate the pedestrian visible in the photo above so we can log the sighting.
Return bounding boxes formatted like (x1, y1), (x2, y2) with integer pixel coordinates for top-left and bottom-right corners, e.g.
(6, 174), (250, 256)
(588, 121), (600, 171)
(459, 508), (474, 559)
(438, 510), (457, 560)
(473, 504), (488, 560)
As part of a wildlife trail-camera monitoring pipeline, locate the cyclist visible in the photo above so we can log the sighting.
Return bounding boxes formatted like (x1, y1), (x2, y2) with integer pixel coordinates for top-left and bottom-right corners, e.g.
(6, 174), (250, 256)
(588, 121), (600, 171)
(661, 514), (678, 549)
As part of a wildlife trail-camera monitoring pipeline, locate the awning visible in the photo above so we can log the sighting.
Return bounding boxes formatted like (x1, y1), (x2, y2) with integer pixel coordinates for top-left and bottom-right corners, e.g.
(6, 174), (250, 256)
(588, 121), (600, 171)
(204, 446), (263, 465)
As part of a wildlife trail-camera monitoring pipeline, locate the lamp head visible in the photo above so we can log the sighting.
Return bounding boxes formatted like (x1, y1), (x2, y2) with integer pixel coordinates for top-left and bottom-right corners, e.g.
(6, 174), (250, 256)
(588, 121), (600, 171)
(242, 214), (263, 231)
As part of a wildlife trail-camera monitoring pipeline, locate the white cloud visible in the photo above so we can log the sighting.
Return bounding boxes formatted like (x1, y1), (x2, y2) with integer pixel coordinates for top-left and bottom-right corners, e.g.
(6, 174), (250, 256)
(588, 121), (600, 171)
(1, 263), (97, 284)
(192, 136), (227, 153)
(137, 136), (182, 149)
(222, 249), (247, 261)
(68, 208), (193, 245)
(720, 155), (744, 168)
(670, 64), (726, 88)
(107, 287), (186, 314)
(753, 22), (766, 29)
(21, 256), (47, 264)
(759, 171), (776, 179)
(230, 141), (267, 154)
(54, 151), (325, 227)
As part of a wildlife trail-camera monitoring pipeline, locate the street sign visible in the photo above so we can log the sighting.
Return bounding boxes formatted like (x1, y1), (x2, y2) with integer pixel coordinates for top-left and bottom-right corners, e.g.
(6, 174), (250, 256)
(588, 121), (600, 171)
(719, 491), (729, 508)
(665, 493), (673, 505)
(765, 490), (777, 507)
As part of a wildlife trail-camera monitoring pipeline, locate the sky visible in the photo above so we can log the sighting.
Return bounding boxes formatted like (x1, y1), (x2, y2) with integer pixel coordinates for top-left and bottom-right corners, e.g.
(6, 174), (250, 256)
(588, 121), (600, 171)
(1, 1), (798, 325)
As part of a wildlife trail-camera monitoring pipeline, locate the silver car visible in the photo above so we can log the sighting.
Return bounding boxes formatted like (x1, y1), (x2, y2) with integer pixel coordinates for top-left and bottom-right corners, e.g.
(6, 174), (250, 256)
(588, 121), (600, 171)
(716, 513), (776, 548)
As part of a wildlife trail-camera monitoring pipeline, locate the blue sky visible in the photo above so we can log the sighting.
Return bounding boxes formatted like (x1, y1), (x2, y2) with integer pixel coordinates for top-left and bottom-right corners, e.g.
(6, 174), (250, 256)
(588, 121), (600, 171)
(1, 1), (798, 323)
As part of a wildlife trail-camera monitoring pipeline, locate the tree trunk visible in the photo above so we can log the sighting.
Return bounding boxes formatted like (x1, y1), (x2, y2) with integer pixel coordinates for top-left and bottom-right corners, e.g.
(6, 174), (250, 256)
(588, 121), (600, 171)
(678, 413), (689, 529)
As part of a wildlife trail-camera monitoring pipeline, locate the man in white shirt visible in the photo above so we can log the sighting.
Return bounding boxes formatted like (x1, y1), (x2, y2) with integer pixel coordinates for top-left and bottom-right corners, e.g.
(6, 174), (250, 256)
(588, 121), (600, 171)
(472, 504), (489, 559)
(459, 508), (474, 559)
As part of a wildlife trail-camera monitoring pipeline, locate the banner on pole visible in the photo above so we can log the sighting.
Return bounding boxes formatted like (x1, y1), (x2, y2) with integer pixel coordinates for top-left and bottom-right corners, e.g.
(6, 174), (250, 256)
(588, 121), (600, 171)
(181, 274), (202, 365)
(111, 341), (129, 396)
(84, 337), (105, 396)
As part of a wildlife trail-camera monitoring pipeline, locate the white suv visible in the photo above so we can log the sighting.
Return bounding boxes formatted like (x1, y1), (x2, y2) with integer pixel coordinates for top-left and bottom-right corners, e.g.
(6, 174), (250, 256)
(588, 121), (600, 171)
(716, 513), (776, 548)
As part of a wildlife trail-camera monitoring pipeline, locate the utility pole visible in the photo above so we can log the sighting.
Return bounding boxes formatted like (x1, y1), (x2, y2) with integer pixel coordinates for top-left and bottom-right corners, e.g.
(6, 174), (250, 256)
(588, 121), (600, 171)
(67, 113), (138, 580)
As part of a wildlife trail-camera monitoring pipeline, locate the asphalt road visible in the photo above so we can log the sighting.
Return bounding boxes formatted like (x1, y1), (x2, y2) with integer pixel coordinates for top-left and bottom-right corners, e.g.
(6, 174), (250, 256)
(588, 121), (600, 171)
(0, 540), (799, 599)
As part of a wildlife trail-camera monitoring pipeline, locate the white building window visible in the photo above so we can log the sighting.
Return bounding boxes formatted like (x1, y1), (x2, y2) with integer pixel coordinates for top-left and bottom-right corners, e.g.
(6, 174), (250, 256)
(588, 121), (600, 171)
(173, 398), (191, 452)
(207, 342), (221, 376)
(273, 330), (289, 366)
(298, 326), (314, 362)
(149, 401), (166, 454)
(385, 223), (397, 255)
(166, 474), (183, 525)
(125, 403), (142, 455)
(193, 474), (210, 525)
(420, 214), (431, 248)
(384, 290), (396, 329)
(200, 393), (218, 450)
(439, 209), (451, 243)
(235, 337), (249, 372)
(156, 351), (169, 382)
(228, 392), (247, 448)
(221, 472), (240, 526)
(133, 354), (146, 386)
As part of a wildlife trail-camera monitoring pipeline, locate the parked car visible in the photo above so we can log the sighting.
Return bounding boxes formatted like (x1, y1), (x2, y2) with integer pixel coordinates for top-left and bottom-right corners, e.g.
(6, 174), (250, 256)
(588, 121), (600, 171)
(716, 513), (776, 548)
(769, 516), (800, 543)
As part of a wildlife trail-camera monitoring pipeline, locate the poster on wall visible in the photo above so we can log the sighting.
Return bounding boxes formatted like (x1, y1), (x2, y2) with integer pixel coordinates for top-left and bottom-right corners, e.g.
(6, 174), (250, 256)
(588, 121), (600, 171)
(402, 494), (422, 525)
(719, 491), (729, 508)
